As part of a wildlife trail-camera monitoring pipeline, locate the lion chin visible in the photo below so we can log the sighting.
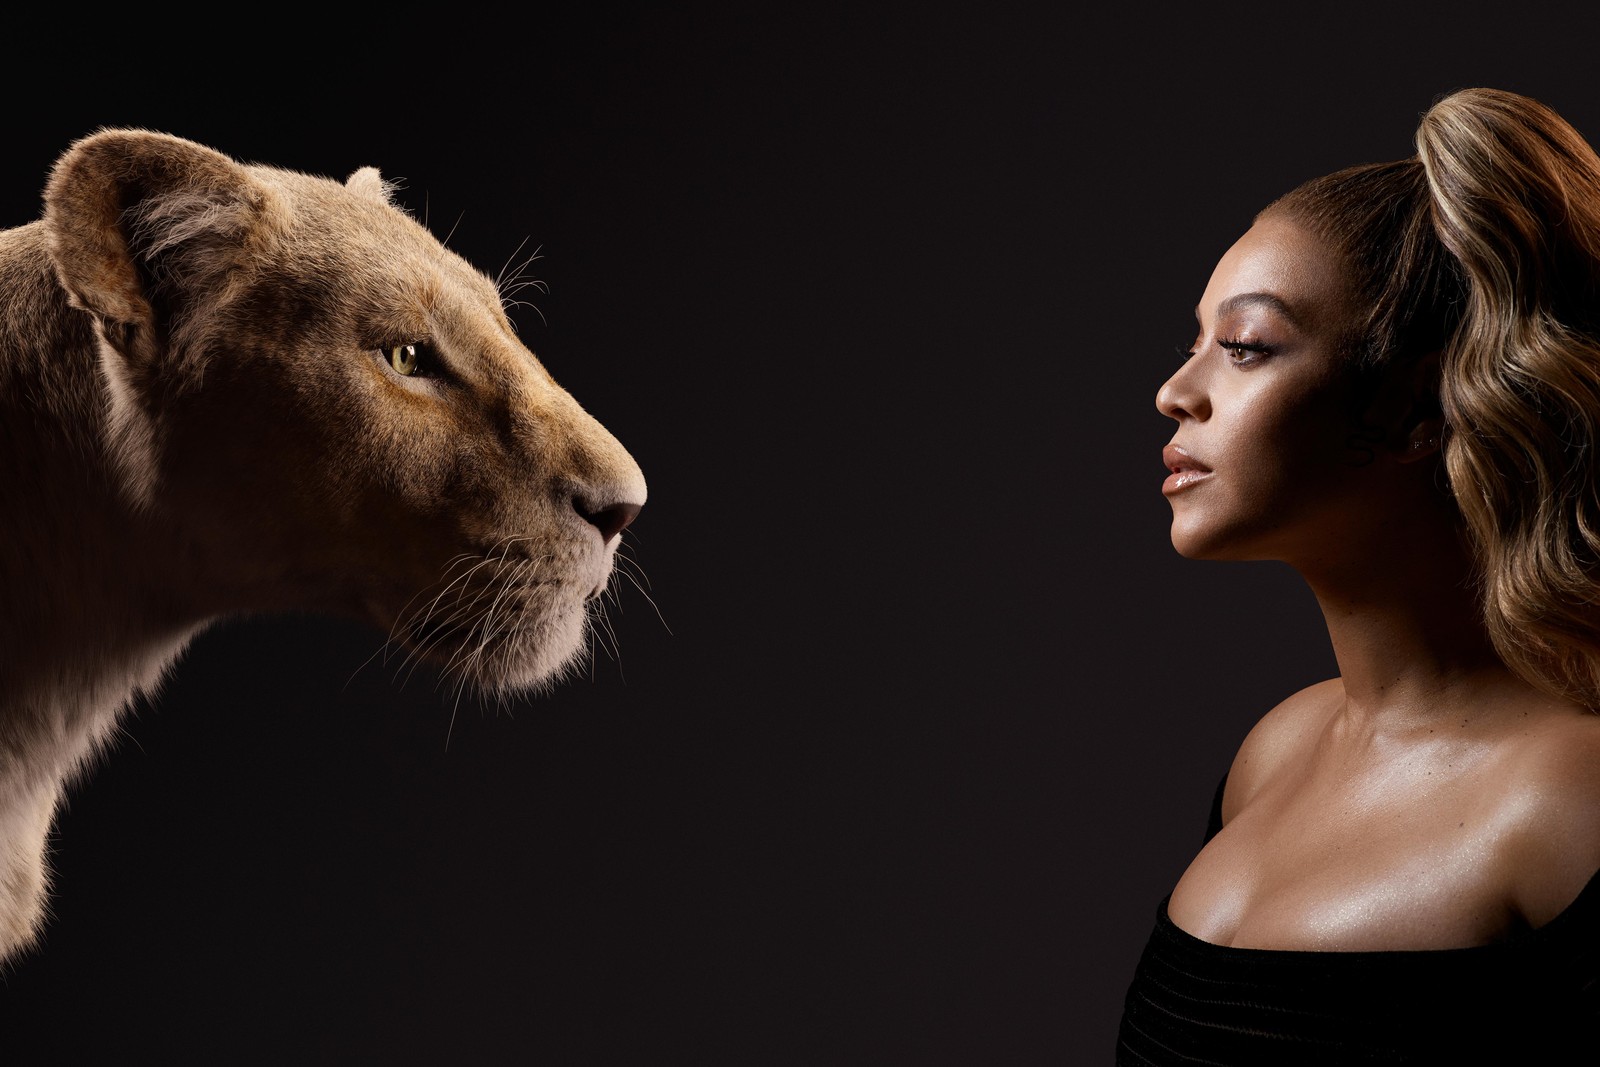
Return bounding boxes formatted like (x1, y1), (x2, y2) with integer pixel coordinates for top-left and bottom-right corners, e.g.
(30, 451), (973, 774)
(0, 128), (648, 963)
(380, 569), (597, 700)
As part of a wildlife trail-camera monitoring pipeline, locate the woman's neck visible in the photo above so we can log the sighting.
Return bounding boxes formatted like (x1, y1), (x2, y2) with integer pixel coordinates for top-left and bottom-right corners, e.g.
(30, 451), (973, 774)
(1298, 516), (1531, 736)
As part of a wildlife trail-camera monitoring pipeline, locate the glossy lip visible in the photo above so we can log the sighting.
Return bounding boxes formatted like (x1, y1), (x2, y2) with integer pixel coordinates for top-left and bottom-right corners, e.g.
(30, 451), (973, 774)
(1162, 443), (1214, 496)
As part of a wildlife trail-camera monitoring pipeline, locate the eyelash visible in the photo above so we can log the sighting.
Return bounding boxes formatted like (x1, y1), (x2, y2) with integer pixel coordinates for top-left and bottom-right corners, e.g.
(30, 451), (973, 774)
(1175, 338), (1275, 365)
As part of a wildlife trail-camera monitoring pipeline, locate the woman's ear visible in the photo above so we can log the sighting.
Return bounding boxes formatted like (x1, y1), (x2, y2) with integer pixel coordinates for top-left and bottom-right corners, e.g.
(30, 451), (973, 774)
(1397, 415), (1447, 462)
(1393, 350), (1446, 464)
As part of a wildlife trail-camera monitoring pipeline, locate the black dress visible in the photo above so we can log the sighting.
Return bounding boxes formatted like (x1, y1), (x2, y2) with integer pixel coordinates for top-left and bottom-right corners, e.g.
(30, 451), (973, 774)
(1115, 776), (1600, 1065)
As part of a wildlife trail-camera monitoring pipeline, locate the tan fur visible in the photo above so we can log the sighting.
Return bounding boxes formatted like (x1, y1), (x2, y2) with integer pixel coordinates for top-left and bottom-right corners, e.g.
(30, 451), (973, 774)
(0, 130), (646, 962)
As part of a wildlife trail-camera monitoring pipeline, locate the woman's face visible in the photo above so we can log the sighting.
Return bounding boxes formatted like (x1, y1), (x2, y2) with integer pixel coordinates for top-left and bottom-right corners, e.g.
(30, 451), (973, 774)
(1156, 214), (1384, 563)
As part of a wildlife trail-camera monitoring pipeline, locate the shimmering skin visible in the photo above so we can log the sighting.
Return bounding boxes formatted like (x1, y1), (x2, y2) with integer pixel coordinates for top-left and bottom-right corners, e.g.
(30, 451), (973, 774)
(1156, 216), (1600, 952)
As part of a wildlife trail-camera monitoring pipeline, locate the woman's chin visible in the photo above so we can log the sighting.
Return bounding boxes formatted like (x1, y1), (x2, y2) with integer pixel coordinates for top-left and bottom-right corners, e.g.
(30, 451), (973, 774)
(1169, 523), (1267, 562)
(1169, 518), (1229, 560)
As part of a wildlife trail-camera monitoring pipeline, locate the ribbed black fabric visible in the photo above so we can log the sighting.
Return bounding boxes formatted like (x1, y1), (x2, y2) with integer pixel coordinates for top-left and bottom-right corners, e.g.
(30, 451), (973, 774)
(1116, 777), (1600, 1065)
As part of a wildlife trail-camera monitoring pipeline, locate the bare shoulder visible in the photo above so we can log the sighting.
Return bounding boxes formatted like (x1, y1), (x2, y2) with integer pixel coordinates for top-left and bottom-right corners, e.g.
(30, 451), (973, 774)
(1220, 677), (1344, 823)
(1496, 705), (1600, 928)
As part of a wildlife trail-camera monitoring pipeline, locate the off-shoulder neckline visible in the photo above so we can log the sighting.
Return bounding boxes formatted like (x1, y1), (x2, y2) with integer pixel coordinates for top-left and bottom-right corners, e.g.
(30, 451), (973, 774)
(1156, 862), (1600, 959)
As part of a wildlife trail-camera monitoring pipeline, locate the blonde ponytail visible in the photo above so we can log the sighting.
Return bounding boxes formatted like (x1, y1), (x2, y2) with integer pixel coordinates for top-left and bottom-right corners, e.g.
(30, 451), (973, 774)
(1417, 88), (1600, 708)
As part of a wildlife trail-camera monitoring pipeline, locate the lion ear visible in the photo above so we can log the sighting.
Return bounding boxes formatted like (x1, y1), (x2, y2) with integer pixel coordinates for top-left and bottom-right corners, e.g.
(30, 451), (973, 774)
(345, 166), (394, 204)
(43, 128), (265, 335)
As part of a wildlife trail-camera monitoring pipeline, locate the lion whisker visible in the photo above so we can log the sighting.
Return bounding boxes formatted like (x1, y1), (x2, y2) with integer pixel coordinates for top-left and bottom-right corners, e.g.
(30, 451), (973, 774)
(613, 564), (671, 635)
(589, 598), (623, 671)
(494, 240), (544, 290)
(495, 241), (548, 324)
(383, 552), (487, 649)
(504, 301), (548, 326)
(400, 590), (499, 689)
(458, 559), (533, 670)
(434, 554), (553, 690)
(345, 551), (489, 690)
(436, 560), (539, 746)
(493, 236), (535, 292)
(393, 572), (504, 688)
(441, 208), (466, 249)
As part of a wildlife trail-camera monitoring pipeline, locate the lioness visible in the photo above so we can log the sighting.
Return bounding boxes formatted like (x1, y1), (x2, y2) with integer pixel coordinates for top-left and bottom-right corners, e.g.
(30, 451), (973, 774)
(0, 130), (647, 963)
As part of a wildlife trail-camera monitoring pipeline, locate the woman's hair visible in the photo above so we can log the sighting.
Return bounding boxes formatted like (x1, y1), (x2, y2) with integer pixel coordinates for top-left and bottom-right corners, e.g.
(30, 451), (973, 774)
(1264, 87), (1600, 710)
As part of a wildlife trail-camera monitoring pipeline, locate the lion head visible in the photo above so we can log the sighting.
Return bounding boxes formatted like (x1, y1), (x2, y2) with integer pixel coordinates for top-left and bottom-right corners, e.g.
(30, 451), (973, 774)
(42, 129), (647, 697)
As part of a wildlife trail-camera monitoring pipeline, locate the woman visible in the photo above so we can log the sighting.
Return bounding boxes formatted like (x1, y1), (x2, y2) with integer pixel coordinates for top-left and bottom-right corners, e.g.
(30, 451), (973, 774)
(1117, 87), (1600, 1064)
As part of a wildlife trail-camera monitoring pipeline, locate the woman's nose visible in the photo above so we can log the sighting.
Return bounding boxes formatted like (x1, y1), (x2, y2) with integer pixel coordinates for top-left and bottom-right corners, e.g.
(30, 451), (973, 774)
(1156, 357), (1209, 422)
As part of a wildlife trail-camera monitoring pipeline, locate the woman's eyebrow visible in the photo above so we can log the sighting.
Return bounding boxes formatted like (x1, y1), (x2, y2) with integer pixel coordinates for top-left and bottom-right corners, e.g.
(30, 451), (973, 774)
(1195, 291), (1303, 328)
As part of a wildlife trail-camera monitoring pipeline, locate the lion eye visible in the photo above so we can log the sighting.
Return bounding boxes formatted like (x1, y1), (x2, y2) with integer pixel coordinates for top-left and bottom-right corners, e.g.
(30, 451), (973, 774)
(387, 343), (419, 376)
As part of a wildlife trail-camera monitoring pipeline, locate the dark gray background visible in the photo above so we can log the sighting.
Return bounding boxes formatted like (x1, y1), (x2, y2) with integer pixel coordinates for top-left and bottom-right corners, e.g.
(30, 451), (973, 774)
(2, 4), (1596, 1063)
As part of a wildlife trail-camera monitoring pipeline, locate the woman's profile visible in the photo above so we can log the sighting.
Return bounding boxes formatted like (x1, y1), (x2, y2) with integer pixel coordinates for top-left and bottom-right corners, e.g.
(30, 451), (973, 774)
(1118, 87), (1600, 1063)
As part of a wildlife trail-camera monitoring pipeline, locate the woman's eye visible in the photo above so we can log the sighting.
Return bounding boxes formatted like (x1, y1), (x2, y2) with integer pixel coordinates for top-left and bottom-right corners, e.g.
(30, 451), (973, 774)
(1218, 339), (1273, 365)
(386, 343), (421, 376)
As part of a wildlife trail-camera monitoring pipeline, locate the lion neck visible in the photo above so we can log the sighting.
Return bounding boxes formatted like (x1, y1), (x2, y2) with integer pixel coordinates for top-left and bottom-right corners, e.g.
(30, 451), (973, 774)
(1, 223), (215, 787)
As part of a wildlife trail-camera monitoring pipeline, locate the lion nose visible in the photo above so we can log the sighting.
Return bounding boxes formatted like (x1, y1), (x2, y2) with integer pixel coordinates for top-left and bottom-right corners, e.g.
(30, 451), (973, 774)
(577, 500), (642, 543)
